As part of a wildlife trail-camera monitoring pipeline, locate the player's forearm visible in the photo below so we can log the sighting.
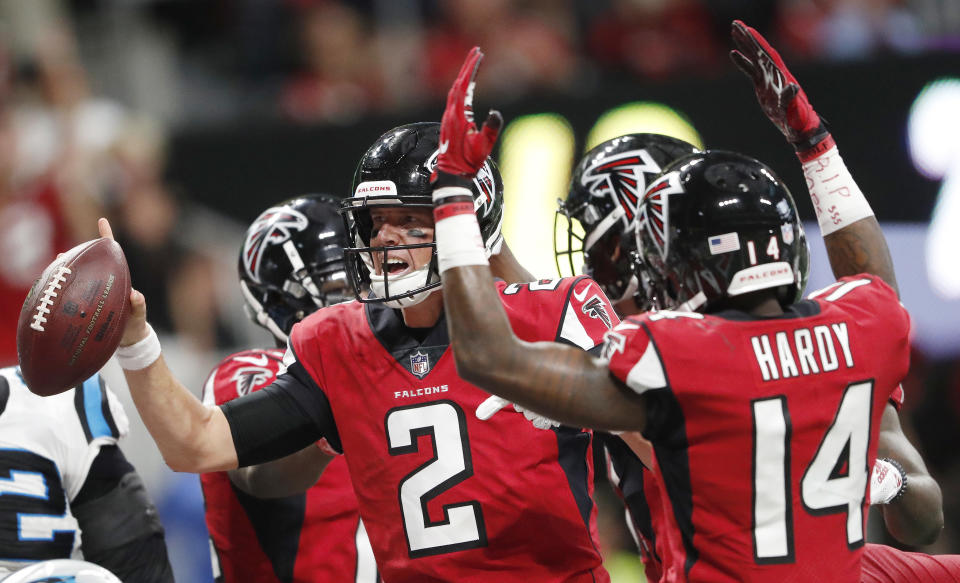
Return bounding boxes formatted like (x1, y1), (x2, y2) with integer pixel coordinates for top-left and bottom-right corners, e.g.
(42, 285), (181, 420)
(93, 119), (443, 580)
(882, 473), (943, 546)
(875, 405), (944, 545)
(123, 357), (238, 473)
(229, 445), (332, 498)
(443, 264), (519, 381)
(822, 217), (898, 296)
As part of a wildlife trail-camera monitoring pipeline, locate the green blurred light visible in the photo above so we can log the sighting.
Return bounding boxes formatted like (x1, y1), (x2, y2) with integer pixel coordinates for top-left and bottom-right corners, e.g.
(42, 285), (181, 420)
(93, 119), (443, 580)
(586, 102), (703, 152)
(499, 113), (575, 278)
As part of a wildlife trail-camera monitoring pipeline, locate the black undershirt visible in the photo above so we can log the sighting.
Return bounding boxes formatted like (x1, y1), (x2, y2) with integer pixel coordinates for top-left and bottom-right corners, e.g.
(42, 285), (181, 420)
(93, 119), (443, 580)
(220, 359), (342, 467)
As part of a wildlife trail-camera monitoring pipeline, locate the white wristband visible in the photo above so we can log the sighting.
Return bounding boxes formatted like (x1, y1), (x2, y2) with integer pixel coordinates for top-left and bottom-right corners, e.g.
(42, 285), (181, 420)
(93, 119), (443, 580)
(434, 193), (488, 273)
(870, 458), (906, 505)
(802, 146), (874, 236)
(115, 324), (162, 371)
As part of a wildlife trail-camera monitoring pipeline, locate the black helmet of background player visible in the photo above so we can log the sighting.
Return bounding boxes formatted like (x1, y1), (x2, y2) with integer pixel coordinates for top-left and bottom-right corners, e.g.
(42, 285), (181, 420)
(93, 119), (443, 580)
(635, 150), (809, 313)
(341, 122), (504, 308)
(238, 194), (350, 343)
(556, 133), (699, 305)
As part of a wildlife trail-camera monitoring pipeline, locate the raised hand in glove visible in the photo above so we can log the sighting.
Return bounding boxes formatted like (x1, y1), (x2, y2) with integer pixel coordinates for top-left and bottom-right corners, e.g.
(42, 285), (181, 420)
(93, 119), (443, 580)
(433, 47), (503, 186)
(730, 20), (833, 160)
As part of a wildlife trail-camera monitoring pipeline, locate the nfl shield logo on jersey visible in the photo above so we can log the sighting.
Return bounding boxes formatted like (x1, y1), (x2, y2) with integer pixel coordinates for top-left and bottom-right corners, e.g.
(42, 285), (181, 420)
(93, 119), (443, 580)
(410, 351), (431, 379)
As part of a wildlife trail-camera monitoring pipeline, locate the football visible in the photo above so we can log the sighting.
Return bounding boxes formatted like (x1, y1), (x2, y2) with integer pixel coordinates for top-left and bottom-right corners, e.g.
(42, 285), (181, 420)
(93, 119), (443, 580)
(17, 238), (131, 396)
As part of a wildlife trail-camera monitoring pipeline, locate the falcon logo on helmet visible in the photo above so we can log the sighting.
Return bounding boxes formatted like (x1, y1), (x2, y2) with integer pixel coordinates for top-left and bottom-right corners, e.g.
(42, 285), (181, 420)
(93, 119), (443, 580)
(581, 149), (663, 225)
(242, 208), (309, 282)
(638, 171), (683, 261)
(425, 149), (495, 216)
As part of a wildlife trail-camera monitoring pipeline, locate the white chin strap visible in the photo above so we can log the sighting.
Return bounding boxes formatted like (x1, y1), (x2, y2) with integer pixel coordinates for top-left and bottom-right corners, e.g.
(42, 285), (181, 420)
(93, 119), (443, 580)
(240, 280), (289, 343)
(613, 275), (639, 304)
(369, 264), (441, 308)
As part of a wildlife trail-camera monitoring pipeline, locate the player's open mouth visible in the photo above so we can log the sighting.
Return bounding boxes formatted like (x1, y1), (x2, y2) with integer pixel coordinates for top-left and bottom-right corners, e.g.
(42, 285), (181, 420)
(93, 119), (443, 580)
(386, 258), (410, 275)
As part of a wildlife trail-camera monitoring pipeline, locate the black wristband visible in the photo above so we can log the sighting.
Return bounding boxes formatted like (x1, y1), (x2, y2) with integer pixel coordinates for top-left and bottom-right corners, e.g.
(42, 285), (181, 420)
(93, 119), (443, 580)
(878, 457), (908, 503)
(432, 170), (474, 190)
(792, 121), (832, 153)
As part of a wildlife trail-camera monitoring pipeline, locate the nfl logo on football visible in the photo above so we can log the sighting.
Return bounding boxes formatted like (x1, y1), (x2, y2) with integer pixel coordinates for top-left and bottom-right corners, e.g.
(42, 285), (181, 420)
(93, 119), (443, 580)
(410, 351), (430, 379)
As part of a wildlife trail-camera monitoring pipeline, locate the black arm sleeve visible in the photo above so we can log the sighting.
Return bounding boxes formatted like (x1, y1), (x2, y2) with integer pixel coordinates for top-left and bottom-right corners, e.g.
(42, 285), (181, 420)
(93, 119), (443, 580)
(221, 360), (341, 467)
(72, 446), (174, 583)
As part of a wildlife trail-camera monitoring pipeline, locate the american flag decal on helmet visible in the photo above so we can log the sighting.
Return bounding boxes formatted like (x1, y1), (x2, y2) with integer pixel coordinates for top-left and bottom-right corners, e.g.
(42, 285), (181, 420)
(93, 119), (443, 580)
(581, 149), (662, 225)
(243, 207), (309, 282)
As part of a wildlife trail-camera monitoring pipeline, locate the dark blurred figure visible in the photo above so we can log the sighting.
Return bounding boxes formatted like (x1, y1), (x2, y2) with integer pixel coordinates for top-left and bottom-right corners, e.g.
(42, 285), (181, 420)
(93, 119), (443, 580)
(108, 117), (232, 352)
(281, 0), (384, 123)
(587, 0), (721, 79)
(423, 0), (577, 99)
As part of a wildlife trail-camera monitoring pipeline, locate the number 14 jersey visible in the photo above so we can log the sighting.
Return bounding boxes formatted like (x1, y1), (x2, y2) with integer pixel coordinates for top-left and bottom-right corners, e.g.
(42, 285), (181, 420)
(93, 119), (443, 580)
(605, 275), (911, 583)
(286, 276), (617, 583)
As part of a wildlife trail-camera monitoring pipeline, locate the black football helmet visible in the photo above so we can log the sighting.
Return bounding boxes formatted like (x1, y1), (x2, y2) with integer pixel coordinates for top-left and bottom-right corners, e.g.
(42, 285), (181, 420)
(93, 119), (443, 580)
(635, 150), (809, 312)
(238, 194), (351, 343)
(556, 133), (699, 304)
(340, 122), (504, 308)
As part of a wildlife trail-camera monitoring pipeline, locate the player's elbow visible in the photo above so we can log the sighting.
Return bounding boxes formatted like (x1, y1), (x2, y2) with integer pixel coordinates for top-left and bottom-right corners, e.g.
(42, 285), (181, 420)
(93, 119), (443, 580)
(452, 340), (512, 389)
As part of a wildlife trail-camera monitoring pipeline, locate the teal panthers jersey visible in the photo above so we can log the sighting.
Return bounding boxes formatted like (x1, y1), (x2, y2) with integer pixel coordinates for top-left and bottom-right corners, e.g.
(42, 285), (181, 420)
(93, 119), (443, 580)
(0, 366), (127, 575)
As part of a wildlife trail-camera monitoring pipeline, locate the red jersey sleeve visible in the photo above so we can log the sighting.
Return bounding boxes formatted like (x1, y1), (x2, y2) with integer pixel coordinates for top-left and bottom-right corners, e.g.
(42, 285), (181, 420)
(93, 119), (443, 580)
(603, 316), (668, 395)
(498, 276), (620, 350)
(559, 276), (621, 349)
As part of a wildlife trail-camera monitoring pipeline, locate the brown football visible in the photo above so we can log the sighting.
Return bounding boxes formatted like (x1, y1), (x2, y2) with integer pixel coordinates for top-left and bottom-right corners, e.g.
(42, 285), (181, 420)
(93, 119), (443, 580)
(17, 238), (131, 396)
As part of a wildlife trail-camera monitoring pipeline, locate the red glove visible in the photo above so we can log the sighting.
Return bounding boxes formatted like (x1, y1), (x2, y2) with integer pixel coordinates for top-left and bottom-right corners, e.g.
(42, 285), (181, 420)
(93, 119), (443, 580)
(730, 20), (833, 161)
(433, 47), (503, 183)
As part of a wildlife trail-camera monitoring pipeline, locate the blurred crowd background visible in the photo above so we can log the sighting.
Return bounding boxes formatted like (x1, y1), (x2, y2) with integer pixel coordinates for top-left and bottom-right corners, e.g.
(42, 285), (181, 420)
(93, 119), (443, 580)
(0, 0), (958, 581)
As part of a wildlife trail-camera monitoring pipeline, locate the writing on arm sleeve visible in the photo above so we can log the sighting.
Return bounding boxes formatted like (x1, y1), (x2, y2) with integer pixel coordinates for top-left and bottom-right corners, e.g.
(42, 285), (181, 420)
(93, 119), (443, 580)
(221, 350), (341, 467)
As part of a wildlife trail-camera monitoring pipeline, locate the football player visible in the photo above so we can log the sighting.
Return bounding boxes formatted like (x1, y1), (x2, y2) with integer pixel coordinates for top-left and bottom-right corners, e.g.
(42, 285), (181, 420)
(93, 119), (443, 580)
(434, 47), (910, 582)
(556, 132), (700, 583)
(0, 367), (172, 581)
(99, 118), (620, 581)
(729, 20), (960, 580)
(198, 194), (379, 582)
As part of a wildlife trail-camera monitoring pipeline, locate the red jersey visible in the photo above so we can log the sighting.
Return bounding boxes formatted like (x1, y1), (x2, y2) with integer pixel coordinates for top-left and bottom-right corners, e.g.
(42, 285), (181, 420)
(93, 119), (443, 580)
(861, 544), (960, 583)
(286, 276), (618, 583)
(604, 275), (911, 582)
(200, 349), (378, 583)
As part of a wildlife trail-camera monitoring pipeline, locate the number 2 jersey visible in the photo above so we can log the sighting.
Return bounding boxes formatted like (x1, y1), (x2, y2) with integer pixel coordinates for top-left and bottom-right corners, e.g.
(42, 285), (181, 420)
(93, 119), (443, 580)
(604, 275), (911, 583)
(273, 276), (618, 583)
(200, 349), (378, 583)
(0, 367), (127, 575)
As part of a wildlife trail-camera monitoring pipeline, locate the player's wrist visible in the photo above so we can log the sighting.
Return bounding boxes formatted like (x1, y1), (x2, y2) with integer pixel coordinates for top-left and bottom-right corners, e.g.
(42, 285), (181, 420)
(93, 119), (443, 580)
(793, 123), (835, 162)
(432, 169), (474, 190)
(115, 323), (161, 371)
(800, 144), (874, 236)
(871, 457), (908, 505)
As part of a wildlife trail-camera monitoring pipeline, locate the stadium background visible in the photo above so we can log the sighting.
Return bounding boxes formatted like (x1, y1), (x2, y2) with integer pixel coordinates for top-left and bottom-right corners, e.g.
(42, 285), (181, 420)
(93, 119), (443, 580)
(0, 0), (958, 581)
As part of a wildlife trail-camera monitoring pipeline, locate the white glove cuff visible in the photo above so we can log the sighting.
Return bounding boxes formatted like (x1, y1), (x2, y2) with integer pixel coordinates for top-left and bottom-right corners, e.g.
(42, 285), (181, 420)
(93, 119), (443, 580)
(115, 324), (162, 371)
(870, 457), (907, 505)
